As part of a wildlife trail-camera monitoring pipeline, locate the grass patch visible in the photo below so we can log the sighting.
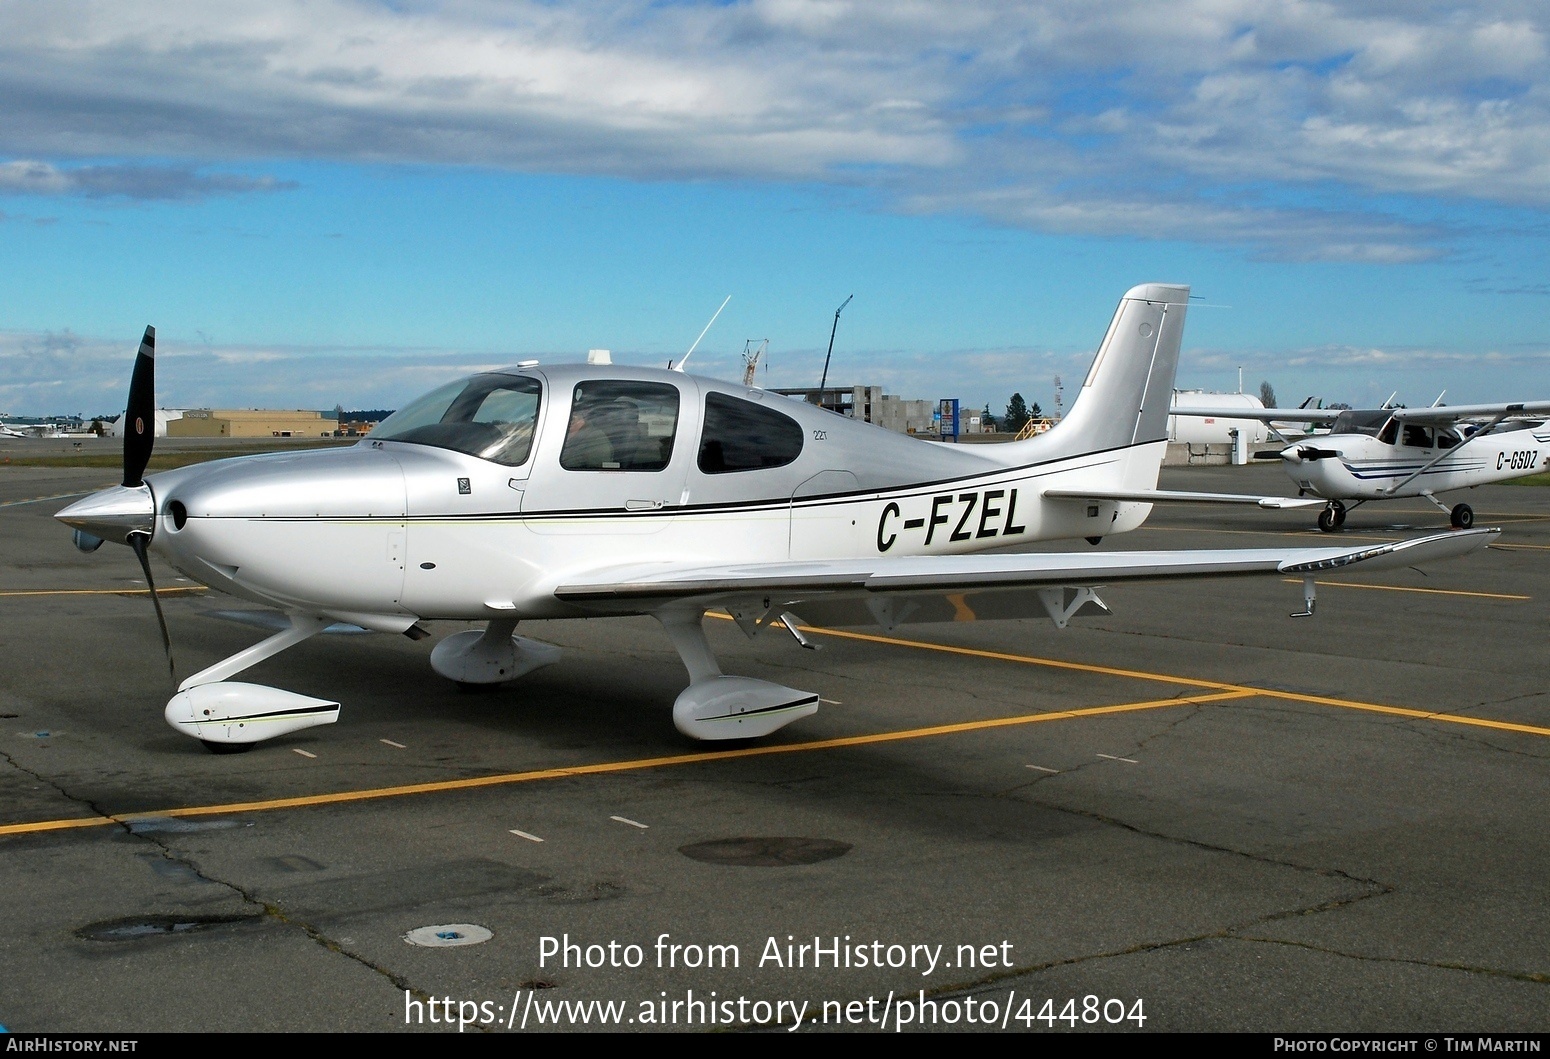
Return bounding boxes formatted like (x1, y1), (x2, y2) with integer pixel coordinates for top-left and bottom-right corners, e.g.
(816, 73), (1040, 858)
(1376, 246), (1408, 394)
(1503, 471), (1550, 486)
(1, 441), (352, 470)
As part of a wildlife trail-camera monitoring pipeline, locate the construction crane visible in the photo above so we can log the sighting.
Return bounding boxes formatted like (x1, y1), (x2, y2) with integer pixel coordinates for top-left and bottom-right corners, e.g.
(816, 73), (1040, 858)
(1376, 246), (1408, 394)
(742, 339), (768, 387)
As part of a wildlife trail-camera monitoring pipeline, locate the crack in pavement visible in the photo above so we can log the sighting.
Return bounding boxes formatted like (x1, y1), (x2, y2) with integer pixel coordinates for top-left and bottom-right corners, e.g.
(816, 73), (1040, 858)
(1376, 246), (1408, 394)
(862, 887), (1399, 1007)
(0, 745), (433, 1007)
(996, 693), (1212, 796)
(1227, 935), (1550, 986)
(115, 826), (431, 1003)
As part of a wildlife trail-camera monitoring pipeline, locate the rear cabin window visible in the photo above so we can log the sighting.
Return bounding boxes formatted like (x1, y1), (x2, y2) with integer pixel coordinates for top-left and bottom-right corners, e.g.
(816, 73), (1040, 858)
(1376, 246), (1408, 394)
(560, 381), (680, 471)
(698, 392), (805, 473)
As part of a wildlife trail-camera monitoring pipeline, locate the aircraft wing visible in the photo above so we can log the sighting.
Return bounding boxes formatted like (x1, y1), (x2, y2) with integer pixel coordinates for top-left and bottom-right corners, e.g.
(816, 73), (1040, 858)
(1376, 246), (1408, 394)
(1171, 407), (1341, 423)
(1042, 488), (1320, 509)
(554, 528), (1497, 628)
(1388, 401), (1550, 427)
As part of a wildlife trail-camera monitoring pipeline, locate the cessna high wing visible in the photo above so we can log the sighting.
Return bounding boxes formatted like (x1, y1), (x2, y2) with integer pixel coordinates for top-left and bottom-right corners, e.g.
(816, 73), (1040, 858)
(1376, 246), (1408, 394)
(1173, 400), (1550, 531)
(57, 287), (1495, 752)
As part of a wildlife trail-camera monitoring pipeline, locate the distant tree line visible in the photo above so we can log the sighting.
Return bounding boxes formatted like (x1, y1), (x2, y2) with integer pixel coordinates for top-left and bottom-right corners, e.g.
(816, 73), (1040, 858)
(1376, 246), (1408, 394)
(989, 393), (1043, 434)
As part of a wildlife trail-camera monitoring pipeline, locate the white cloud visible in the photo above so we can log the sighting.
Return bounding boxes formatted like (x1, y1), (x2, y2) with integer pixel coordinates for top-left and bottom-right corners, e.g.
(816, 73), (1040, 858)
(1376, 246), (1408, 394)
(0, 159), (293, 199)
(0, 2), (1545, 257)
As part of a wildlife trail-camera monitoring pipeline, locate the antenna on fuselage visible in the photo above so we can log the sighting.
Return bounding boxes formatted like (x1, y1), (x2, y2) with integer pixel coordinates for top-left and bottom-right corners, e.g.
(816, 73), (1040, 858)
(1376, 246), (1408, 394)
(1381, 391), (1398, 409)
(818, 294), (854, 392)
(673, 295), (731, 373)
(1431, 390), (1447, 407)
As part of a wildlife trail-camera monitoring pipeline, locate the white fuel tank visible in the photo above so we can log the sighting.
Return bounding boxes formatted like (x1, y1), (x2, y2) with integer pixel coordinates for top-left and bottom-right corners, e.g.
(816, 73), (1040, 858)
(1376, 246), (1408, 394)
(1168, 391), (1270, 446)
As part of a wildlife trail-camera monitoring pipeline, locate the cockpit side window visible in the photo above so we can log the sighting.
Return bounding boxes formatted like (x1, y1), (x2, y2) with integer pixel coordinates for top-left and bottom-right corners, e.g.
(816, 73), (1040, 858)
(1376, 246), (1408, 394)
(561, 381), (680, 471)
(1402, 424), (1434, 448)
(698, 392), (805, 473)
(370, 373), (541, 467)
(1377, 418), (1399, 445)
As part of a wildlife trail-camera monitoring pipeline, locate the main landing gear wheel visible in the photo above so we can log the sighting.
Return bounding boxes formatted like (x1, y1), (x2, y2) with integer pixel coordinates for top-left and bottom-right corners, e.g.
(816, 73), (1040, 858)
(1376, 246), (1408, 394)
(1451, 503), (1474, 529)
(1317, 505), (1340, 532)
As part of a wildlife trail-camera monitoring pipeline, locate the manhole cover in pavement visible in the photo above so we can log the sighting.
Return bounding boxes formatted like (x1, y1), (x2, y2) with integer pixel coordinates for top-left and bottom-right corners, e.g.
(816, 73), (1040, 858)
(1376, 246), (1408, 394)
(404, 923), (493, 947)
(678, 837), (851, 867)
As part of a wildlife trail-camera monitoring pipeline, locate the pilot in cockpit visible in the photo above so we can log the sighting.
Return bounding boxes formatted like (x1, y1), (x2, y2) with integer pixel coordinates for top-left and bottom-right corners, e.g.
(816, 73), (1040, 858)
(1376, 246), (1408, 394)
(563, 398), (618, 469)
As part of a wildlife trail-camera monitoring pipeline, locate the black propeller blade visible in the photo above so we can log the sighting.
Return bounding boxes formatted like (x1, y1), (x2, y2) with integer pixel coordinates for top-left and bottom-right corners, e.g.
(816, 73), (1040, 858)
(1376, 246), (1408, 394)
(128, 532), (175, 679)
(123, 325), (174, 679)
(1297, 447), (1339, 462)
(123, 326), (155, 488)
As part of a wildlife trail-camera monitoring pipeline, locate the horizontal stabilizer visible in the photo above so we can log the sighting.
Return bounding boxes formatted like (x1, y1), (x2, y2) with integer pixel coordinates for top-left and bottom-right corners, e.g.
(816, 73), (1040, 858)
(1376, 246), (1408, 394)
(1172, 406), (1341, 424)
(1043, 488), (1320, 510)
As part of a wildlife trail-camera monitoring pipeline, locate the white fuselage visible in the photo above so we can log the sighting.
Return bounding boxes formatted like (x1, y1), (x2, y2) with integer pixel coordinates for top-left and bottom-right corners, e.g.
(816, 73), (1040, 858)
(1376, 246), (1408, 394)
(1284, 425), (1549, 501)
(144, 367), (1165, 634)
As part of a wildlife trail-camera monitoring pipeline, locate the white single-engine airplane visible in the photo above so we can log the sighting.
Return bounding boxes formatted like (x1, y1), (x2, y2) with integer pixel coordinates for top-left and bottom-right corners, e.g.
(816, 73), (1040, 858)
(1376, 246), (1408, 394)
(59, 285), (1496, 753)
(1173, 399), (1550, 531)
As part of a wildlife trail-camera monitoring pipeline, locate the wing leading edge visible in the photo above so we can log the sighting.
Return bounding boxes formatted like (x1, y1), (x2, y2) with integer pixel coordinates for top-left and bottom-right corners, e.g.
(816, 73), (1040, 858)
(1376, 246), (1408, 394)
(553, 528), (1497, 629)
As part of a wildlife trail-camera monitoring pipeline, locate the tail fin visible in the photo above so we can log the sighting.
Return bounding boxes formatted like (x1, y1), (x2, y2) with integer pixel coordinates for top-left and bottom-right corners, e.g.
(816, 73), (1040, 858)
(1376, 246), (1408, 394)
(998, 283), (1189, 462)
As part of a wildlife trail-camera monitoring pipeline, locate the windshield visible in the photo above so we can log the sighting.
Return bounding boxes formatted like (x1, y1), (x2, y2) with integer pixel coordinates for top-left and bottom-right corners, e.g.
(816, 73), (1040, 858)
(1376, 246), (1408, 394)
(1330, 410), (1395, 438)
(370, 373), (542, 466)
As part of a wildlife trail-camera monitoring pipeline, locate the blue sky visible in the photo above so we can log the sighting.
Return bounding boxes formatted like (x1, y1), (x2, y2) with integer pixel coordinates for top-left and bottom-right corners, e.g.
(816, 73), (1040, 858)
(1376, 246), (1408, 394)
(1, 2), (1547, 418)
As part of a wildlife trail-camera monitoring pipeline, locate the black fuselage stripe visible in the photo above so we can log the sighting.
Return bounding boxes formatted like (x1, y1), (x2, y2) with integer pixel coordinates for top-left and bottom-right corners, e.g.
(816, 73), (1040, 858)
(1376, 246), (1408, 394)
(191, 439), (1165, 524)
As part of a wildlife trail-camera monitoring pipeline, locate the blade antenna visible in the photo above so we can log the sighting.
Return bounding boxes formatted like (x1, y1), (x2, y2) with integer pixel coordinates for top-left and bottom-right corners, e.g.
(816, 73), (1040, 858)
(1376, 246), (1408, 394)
(818, 294), (853, 392)
(129, 532), (175, 680)
(673, 296), (731, 372)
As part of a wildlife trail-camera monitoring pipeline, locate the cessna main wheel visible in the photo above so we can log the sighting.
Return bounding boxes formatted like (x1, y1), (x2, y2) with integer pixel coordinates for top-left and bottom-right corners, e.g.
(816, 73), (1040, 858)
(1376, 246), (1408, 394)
(1451, 503), (1474, 529)
(1317, 505), (1340, 533)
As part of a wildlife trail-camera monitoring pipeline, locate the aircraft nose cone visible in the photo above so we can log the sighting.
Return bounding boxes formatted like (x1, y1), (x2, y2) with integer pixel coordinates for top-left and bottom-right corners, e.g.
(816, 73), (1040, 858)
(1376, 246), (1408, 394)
(55, 484), (154, 545)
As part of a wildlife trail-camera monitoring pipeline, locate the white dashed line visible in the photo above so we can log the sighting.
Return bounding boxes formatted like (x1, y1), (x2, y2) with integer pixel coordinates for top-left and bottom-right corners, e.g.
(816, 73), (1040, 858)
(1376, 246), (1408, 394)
(610, 815), (649, 829)
(819, 698), (843, 705)
(1096, 753), (1138, 764)
(1025, 765), (1060, 773)
(509, 829), (544, 843)
(292, 748), (317, 759)
(379, 739), (406, 748)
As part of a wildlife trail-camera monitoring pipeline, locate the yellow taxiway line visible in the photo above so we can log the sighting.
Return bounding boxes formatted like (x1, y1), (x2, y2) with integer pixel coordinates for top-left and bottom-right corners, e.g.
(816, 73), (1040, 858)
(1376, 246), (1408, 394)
(0, 586), (208, 597)
(0, 689), (1252, 837)
(794, 623), (1550, 738)
(5, 598), (1547, 838)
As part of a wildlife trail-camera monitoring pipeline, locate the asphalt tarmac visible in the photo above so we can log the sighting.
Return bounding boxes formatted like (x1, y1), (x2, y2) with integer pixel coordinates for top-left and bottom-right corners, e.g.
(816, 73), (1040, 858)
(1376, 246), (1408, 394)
(1, 457), (1546, 1034)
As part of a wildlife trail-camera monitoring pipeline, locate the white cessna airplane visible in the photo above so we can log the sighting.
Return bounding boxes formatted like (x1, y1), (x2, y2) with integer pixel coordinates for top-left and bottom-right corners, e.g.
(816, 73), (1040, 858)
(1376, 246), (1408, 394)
(58, 285), (1495, 752)
(1173, 399), (1550, 531)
